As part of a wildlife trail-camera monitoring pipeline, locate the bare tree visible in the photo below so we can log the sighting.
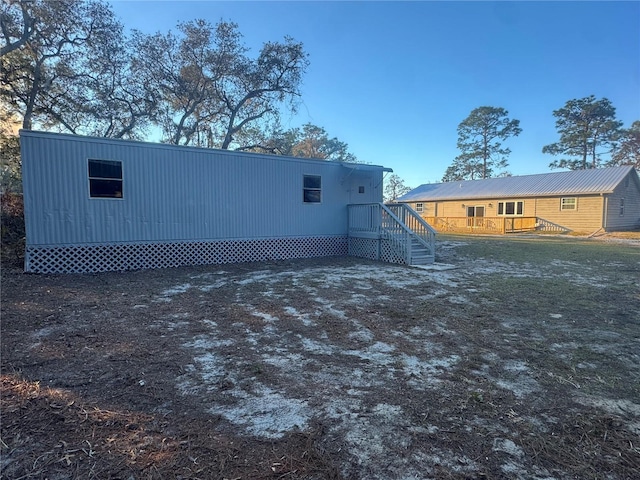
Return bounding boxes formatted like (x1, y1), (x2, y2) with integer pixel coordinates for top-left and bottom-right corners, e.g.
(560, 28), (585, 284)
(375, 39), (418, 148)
(384, 174), (411, 202)
(1, 0), (36, 56)
(1, 0), (122, 131)
(62, 24), (159, 139)
(216, 34), (308, 150)
(133, 20), (308, 149)
(290, 124), (357, 161)
(3, 5), (309, 150)
(0, 112), (22, 193)
(244, 123), (358, 161)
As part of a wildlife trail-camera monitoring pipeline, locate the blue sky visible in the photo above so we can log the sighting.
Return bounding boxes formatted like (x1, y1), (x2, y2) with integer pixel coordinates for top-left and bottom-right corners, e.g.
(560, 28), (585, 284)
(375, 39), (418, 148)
(108, 1), (640, 187)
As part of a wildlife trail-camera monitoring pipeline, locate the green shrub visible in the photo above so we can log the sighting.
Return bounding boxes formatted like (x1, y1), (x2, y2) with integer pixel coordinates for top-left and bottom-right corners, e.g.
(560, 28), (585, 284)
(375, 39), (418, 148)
(1, 193), (25, 266)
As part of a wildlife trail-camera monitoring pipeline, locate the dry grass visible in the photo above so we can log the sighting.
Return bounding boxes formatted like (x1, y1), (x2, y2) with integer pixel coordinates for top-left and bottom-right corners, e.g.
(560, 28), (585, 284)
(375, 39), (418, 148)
(2, 235), (639, 479)
(1, 373), (340, 479)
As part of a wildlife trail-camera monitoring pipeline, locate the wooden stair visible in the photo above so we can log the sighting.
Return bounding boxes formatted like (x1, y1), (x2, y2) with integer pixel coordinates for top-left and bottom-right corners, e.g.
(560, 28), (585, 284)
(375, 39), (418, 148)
(409, 238), (435, 266)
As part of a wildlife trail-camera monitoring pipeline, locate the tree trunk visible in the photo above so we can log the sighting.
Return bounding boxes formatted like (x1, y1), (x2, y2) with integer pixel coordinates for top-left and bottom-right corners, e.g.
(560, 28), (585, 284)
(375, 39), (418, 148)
(22, 61), (43, 131)
(482, 135), (489, 178)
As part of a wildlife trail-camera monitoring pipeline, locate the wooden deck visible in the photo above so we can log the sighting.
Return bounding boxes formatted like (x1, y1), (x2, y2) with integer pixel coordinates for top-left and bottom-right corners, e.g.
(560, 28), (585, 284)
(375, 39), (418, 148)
(422, 217), (569, 234)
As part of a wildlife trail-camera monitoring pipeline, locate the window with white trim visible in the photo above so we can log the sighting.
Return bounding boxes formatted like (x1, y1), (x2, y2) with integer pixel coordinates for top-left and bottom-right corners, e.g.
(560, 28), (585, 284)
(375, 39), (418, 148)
(497, 200), (523, 215)
(415, 203), (424, 213)
(303, 175), (321, 203)
(560, 197), (577, 211)
(88, 159), (123, 198)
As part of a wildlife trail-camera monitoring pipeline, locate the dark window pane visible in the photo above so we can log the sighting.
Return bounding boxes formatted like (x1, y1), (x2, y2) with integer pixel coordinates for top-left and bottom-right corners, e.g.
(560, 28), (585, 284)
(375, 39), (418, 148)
(304, 175), (321, 189)
(498, 203), (504, 215)
(516, 202), (523, 215)
(90, 179), (123, 198)
(304, 189), (321, 203)
(505, 202), (515, 215)
(89, 159), (122, 179)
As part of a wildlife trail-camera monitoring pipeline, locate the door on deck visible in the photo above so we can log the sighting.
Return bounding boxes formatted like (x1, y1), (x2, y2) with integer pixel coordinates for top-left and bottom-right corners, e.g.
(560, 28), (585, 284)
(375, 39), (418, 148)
(466, 205), (485, 228)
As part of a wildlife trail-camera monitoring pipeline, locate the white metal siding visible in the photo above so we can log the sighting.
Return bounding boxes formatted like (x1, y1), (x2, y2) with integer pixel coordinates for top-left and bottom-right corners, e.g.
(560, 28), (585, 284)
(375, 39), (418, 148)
(21, 131), (386, 247)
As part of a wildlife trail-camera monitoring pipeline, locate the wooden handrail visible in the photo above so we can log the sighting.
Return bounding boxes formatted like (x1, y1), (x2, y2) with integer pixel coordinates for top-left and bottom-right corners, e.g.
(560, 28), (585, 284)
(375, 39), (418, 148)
(419, 216), (570, 234)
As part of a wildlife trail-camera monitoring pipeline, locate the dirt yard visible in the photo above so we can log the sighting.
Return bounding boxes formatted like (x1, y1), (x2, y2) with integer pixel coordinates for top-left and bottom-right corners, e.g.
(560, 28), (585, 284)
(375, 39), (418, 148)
(2, 234), (639, 479)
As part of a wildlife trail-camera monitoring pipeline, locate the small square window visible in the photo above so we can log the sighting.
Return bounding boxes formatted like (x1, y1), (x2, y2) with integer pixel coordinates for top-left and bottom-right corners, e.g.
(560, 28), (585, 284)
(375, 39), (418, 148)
(358, 186), (365, 194)
(561, 198), (577, 211)
(415, 203), (424, 213)
(303, 175), (321, 203)
(88, 159), (123, 198)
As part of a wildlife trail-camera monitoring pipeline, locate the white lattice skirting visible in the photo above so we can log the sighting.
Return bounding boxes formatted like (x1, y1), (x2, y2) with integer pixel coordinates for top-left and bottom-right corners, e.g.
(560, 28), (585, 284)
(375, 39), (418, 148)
(25, 236), (348, 274)
(348, 237), (406, 265)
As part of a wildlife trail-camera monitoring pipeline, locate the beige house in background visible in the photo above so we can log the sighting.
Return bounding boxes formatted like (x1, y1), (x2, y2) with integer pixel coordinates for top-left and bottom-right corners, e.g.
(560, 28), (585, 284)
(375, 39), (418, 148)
(396, 166), (640, 234)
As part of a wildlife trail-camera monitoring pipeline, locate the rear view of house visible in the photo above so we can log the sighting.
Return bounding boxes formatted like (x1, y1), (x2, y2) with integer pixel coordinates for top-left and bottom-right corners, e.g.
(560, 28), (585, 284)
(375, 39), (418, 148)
(397, 167), (640, 234)
(21, 130), (396, 273)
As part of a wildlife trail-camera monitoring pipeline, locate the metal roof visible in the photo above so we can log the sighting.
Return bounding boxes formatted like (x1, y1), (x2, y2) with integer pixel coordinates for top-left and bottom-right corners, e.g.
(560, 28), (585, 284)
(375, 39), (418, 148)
(341, 163), (393, 173)
(397, 166), (637, 202)
(20, 129), (392, 172)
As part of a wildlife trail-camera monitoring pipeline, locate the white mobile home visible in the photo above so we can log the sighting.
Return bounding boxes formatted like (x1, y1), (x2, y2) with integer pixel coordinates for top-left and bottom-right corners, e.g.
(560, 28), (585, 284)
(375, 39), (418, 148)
(20, 131), (435, 273)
